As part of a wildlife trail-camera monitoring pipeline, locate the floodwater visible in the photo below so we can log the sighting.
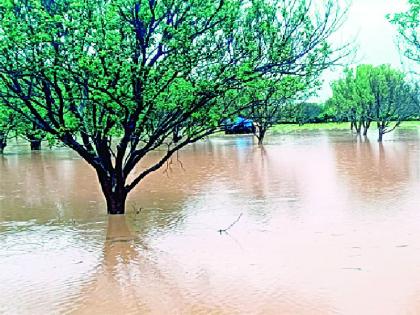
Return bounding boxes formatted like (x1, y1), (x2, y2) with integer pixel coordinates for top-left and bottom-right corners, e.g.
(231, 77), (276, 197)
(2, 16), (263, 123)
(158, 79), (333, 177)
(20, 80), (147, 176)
(2, 129), (420, 315)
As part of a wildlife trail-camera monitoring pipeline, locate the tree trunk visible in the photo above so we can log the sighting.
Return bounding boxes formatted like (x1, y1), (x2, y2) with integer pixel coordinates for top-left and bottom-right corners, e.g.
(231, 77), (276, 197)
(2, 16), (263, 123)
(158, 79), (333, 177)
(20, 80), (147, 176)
(30, 139), (42, 150)
(98, 174), (127, 215)
(258, 128), (266, 145)
(378, 125), (384, 142)
(254, 124), (266, 145)
(350, 121), (354, 131)
(355, 120), (362, 134)
(362, 120), (370, 136)
(105, 192), (127, 215)
(0, 133), (6, 154)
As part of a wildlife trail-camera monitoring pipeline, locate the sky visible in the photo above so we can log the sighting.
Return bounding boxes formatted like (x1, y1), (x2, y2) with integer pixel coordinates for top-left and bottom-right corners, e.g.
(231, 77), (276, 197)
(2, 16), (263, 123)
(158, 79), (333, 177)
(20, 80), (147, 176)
(316, 0), (413, 102)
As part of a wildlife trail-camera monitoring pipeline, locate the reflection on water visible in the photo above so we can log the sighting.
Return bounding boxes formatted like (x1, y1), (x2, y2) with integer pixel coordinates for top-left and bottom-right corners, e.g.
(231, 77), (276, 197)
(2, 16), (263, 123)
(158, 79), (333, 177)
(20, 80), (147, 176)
(2, 130), (420, 314)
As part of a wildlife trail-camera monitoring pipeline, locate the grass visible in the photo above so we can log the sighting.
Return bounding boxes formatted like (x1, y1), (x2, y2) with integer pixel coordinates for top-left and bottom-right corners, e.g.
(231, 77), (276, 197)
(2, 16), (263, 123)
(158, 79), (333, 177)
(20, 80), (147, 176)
(396, 121), (420, 128)
(270, 122), (349, 134)
(269, 121), (420, 134)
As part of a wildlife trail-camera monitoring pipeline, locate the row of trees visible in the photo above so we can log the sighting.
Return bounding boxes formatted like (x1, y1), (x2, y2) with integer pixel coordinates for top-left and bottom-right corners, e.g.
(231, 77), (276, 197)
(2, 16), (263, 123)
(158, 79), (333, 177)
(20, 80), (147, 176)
(235, 64), (419, 144)
(243, 0), (420, 144)
(0, 108), (45, 153)
(327, 64), (419, 141)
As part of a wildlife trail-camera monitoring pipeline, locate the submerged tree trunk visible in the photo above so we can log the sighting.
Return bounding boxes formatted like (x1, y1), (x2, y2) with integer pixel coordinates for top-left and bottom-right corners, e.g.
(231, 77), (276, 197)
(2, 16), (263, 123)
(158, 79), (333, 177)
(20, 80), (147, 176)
(254, 124), (266, 145)
(30, 139), (42, 150)
(0, 133), (6, 154)
(98, 173), (127, 215)
(355, 120), (362, 134)
(106, 194), (127, 215)
(362, 120), (371, 136)
(378, 130), (383, 142)
(378, 123), (385, 142)
(27, 122), (43, 150)
(257, 128), (266, 145)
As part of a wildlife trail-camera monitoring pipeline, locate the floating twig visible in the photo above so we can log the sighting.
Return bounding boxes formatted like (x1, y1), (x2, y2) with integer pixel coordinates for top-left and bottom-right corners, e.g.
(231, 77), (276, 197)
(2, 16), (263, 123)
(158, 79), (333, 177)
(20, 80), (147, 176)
(131, 202), (142, 214)
(218, 213), (243, 234)
(176, 151), (185, 171)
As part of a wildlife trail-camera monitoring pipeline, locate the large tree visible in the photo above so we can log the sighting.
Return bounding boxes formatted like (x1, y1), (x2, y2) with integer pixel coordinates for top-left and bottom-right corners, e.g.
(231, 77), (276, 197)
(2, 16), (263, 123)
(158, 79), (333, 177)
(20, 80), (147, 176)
(0, 0), (348, 214)
(329, 65), (375, 135)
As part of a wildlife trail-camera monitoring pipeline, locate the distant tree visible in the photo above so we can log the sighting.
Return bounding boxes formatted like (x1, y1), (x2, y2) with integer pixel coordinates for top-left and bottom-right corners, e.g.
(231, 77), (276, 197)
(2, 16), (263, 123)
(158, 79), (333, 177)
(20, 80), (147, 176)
(25, 124), (45, 151)
(246, 76), (311, 144)
(0, 107), (44, 153)
(328, 66), (375, 135)
(319, 99), (338, 122)
(370, 65), (419, 141)
(296, 102), (325, 124)
(240, 0), (350, 145)
(388, 0), (420, 63)
(0, 0), (349, 214)
(329, 64), (419, 141)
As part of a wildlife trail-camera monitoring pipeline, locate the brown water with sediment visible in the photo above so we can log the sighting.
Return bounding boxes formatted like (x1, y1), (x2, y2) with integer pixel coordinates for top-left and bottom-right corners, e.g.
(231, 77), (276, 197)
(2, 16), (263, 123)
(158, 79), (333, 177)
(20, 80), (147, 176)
(2, 130), (420, 315)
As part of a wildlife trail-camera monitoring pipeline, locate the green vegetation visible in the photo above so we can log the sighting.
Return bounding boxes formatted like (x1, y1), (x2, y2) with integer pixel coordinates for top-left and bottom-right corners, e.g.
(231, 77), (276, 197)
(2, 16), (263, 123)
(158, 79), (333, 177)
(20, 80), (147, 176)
(387, 0), (419, 63)
(0, 0), (347, 214)
(327, 64), (419, 141)
(270, 122), (349, 133)
(270, 121), (420, 134)
(0, 0), (418, 215)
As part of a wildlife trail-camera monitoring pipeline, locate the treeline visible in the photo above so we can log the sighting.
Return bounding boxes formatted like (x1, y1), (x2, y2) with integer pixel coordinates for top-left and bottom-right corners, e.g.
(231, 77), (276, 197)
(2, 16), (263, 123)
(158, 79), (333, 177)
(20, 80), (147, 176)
(327, 64), (419, 141)
(1, 64), (418, 153)
(0, 110), (45, 154)
(246, 64), (419, 143)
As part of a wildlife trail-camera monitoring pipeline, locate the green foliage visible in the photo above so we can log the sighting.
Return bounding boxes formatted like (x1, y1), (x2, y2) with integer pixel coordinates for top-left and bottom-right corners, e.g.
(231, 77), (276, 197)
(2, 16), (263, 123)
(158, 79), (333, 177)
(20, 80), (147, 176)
(239, 0), (349, 143)
(387, 0), (420, 63)
(328, 64), (419, 137)
(276, 102), (326, 124)
(0, 0), (349, 212)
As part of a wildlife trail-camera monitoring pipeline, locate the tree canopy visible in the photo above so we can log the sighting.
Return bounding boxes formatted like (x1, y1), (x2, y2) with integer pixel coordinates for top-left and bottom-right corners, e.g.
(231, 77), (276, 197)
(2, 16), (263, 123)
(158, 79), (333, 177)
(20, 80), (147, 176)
(328, 64), (419, 141)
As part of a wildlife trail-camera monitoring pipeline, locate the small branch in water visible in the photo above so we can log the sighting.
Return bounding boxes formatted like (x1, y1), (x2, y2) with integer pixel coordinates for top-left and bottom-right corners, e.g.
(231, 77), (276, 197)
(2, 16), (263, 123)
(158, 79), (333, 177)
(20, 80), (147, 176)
(218, 213), (243, 235)
(163, 159), (171, 177)
(131, 202), (142, 214)
(176, 151), (185, 171)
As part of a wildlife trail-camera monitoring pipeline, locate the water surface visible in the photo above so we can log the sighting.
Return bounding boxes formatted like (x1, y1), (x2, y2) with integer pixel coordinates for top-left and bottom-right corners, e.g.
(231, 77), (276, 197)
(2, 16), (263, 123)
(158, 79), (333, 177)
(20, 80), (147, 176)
(2, 129), (420, 314)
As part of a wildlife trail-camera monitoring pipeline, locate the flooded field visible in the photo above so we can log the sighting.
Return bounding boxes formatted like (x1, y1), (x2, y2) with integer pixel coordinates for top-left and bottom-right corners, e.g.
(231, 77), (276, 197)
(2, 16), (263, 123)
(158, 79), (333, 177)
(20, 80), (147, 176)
(2, 129), (420, 315)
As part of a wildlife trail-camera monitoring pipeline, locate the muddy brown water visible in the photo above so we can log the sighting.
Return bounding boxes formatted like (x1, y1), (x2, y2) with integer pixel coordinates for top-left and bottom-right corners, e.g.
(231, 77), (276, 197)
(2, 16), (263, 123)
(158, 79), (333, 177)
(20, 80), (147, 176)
(2, 129), (420, 315)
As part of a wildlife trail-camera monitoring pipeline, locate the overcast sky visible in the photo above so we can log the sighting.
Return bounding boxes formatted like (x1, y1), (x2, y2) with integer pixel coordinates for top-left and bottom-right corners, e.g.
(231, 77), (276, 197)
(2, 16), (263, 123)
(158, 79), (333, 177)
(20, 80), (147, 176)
(316, 0), (411, 101)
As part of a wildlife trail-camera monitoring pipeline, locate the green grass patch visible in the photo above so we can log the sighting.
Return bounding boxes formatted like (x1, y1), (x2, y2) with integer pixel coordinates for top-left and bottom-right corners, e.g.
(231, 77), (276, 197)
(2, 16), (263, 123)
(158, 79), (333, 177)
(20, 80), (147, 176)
(270, 122), (350, 133)
(398, 121), (420, 128)
(269, 121), (420, 134)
